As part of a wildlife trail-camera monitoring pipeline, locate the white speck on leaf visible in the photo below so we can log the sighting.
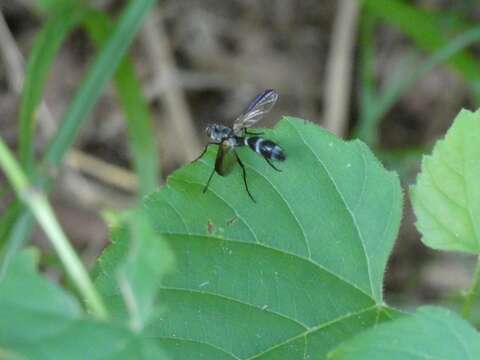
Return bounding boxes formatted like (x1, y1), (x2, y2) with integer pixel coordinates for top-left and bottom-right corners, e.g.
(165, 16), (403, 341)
(199, 281), (209, 288)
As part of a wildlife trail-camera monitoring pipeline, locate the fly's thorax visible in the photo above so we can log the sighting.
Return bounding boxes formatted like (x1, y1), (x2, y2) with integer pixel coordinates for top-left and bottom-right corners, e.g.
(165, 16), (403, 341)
(205, 123), (233, 142)
(225, 137), (241, 148)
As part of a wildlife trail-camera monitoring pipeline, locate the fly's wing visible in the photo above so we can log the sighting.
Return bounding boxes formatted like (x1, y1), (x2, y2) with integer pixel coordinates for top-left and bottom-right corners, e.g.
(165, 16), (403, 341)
(233, 89), (278, 135)
(215, 142), (237, 176)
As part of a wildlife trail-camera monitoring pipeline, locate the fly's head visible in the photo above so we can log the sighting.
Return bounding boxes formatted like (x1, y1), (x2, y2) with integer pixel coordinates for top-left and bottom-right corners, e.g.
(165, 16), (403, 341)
(206, 123), (232, 143)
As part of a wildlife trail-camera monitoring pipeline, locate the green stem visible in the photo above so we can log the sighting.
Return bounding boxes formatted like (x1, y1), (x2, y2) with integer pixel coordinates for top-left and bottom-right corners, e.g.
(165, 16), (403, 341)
(462, 255), (480, 320)
(0, 138), (108, 320)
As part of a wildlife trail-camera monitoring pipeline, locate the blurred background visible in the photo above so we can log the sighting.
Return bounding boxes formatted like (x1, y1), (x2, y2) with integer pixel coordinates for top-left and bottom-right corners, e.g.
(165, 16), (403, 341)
(1, 0), (480, 313)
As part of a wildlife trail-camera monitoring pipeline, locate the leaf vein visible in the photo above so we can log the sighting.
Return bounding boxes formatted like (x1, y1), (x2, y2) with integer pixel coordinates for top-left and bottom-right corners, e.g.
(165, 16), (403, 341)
(247, 305), (378, 360)
(169, 175), (259, 243)
(162, 231), (375, 302)
(414, 195), (470, 247)
(242, 165), (312, 258)
(158, 286), (309, 328)
(286, 120), (374, 297)
(147, 336), (242, 360)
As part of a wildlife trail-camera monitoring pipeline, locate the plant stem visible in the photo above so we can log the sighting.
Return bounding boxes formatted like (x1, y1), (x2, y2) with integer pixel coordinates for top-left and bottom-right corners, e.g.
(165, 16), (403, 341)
(462, 255), (480, 320)
(0, 138), (108, 320)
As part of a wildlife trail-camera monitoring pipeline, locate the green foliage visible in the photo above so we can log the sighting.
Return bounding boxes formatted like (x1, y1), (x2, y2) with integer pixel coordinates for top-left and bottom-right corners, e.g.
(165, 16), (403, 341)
(2, 5), (85, 271)
(329, 306), (480, 359)
(0, 249), (168, 360)
(1, 0), (157, 270)
(41, 0), (156, 170)
(96, 210), (174, 330)
(18, 6), (85, 175)
(3, 107), (480, 357)
(30, 1), (160, 195)
(363, 0), (480, 100)
(358, 1), (480, 148)
(411, 109), (480, 253)
(358, 17), (480, 147)
(82, 10), (160, 195)
(3, 0), (480, 352)
(95, 117), (403, 358)
(35, 0), (78, 12)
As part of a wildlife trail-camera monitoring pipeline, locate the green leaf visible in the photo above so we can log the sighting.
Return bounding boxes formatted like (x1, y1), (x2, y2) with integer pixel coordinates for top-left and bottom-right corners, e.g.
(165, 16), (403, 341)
(0, 250), (168, 359)
(96, 210), (174, 330)
(329, 306), (480, 359)
(411, 109), (480, 253)
(96, 117), (403, 358)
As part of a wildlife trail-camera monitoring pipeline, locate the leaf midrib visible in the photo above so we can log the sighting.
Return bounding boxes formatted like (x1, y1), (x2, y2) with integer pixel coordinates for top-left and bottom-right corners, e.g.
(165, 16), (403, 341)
(140, 304), (381, 360)
(459, 129), (480, 248)
(246, 305), (379, 360)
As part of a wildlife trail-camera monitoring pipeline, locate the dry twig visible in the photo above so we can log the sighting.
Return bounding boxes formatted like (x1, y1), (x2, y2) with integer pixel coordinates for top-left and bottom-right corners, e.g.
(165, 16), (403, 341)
(323, 0), (360, 137)
(140, 7), (202, 162)
(66, 150), (137, 193)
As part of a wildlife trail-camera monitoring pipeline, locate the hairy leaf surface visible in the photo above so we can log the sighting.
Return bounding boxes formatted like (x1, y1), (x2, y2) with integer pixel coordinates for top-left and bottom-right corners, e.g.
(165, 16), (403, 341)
(411, 109), (480, 253)
(0, 250), (167, 359)
(97, 117), (403, 359)
(330, 306), (480, 359)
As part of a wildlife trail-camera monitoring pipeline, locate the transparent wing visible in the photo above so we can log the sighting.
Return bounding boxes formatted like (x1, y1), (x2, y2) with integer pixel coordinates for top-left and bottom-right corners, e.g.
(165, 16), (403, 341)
(233, 89), (278, 134)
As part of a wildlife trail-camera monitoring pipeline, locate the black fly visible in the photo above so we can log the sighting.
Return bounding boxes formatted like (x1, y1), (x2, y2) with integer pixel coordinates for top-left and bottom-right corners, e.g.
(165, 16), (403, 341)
(194, 89), (286, 202)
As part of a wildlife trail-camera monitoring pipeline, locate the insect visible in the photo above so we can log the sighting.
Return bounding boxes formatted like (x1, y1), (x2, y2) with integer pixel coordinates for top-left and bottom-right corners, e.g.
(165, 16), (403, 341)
(194, 89), (286, 202)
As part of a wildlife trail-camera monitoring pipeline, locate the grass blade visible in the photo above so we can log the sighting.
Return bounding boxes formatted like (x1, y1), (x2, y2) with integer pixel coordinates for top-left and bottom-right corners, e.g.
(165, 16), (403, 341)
(364, 0), (480, 100)
(82, 10), (160, 196)
(357, 8), (480, 146)
(1, 0), (156, 270)
(42, 0), (156, 169)
(0, 136), (108, 319)
(18, 7), (85, 175)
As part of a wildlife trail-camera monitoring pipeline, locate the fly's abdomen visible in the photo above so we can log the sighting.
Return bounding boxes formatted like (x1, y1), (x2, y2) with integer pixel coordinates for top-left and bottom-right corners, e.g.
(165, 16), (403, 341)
(246, 136), (286, 161)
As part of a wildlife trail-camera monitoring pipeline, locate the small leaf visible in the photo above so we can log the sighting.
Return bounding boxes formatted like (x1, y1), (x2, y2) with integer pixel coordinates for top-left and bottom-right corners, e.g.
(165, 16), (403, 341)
(329, 306), (480, 359)
(0, 250), (168, 359)
(97, 117), (403, 358)
(411, 109), (480, 253)
(100, 210), (174, 330)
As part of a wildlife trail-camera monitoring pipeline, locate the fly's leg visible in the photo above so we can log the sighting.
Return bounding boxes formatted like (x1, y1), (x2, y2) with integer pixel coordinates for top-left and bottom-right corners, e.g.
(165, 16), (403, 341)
(203, 167), (216, 194)
(234, 151), (256, 203)
(264, 157), (282, 172)
(192, 143), (217, 163)
(196, 143), (217, 194)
